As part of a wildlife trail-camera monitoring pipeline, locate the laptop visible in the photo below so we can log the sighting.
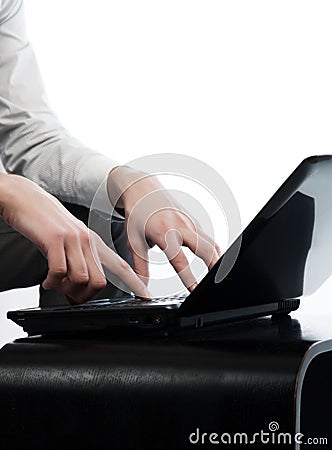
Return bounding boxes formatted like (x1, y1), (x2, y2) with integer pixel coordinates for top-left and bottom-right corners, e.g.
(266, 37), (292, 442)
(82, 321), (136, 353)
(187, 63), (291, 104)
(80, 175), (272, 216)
(8, 155), (332, 336)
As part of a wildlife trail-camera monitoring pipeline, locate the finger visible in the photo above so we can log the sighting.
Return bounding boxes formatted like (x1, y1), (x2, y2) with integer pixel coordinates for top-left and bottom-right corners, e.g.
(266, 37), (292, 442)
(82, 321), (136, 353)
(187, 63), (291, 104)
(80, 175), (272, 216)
(182, 230), (219, 270)
(42, 243), (67, 290)
(82, 245), (107, 298)
(197, 229), (222, 258)
(60, 278), (93, 304)
(60, 277), (92, 305)
(61, 233), (107, 304)
(64, 234), (89, 286)
(97, 237), (151, 300)
(129, 239), (150, 285)
(61, 253), (106, 305)
(164, 245), (197, 292)
(61, 267), (105, 304)
(57, 234), (92, 303)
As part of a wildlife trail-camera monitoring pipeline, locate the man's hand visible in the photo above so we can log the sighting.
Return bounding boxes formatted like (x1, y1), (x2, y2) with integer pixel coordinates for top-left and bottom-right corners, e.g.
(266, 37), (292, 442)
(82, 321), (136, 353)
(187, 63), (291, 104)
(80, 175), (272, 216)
(107, 166), (221, 291)
(0, 174), (150, 304)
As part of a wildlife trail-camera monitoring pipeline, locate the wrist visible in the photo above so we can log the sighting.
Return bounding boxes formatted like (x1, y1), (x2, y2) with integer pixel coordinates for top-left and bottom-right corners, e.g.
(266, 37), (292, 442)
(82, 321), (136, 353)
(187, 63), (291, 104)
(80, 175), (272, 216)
(107, 165), (151, 209)
(0, 174), (40, 216)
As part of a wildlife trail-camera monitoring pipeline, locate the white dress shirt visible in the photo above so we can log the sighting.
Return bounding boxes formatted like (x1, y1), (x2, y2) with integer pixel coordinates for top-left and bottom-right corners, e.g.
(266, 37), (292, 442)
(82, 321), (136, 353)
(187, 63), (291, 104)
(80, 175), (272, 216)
(0, 0), (116, 207)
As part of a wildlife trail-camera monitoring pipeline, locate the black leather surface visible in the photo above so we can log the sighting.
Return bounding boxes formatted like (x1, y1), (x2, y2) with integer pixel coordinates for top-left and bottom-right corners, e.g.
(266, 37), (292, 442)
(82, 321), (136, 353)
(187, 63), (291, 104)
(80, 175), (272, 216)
(0, 313), (331, 450)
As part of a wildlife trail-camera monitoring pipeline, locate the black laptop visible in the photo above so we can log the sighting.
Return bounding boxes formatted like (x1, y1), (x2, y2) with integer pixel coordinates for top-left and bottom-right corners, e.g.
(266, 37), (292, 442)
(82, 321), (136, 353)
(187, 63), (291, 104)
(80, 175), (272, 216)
(8, 155), (332, 336)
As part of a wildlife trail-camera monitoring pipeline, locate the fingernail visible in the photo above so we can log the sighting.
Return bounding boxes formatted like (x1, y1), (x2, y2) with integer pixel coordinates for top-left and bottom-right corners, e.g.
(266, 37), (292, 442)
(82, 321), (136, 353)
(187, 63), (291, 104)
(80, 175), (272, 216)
(189, 282), (198, 292)
(139, 287), (151, 300)
(144, 288), (151, 297)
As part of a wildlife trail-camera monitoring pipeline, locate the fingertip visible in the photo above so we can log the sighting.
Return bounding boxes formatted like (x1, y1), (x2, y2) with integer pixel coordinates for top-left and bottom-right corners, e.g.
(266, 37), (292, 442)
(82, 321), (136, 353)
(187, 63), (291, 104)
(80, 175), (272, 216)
(208, 253), (220, 270)
(138, 287), (152, 301)
(208, 262), (217, 271)
(42, 280), (51, 291)
(139, 296), (152, 301)
(143, 287), (152, 300)
(188, 281), (198, 292)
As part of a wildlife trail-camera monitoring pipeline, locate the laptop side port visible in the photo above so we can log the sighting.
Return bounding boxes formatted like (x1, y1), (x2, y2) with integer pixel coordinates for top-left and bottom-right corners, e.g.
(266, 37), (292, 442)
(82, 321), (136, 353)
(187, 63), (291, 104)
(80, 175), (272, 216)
(128, 317), (139, 324)
(143, 315), (163, 325)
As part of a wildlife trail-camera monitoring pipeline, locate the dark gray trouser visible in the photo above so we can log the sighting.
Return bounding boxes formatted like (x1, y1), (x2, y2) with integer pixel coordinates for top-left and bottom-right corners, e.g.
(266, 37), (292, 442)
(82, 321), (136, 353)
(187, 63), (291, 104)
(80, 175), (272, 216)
(0, 202), (131, 307)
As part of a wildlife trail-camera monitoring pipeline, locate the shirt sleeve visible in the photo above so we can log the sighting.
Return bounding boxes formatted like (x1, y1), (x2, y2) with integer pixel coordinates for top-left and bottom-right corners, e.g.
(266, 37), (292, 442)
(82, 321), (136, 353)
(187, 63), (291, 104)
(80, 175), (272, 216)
(0, 0), (117, 208)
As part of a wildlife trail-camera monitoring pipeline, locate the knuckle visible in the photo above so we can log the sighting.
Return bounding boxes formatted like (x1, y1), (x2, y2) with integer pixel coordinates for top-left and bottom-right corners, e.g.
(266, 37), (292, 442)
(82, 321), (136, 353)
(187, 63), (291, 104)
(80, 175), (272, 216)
(175, 214), (189, 228)
(72, 273), (90, 285)
(68, 227), (89, 244)
(52, 228), (66, 242)
(172, 258), (187, 271)
(148, 218), (167, 237)
(76, 219), (86, 229)
(154, 230), (168, 249)
(159, 222), (171, 235)
(50, 267), (67, 277)
(78, 229), (90, 245)
(92, 276), (107, 290)
(65, 229), (80, 242)
(157, 240), (167, 252)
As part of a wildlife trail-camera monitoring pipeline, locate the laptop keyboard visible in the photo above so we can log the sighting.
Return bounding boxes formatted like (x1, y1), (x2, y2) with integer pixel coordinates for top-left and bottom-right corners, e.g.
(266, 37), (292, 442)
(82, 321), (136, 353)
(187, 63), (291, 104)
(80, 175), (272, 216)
(49, 294), (187, 311)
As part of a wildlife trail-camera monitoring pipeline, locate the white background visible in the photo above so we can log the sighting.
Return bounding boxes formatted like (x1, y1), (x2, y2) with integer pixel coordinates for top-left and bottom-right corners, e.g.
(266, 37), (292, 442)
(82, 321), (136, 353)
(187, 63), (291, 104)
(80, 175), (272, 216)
(1, 0), (332, 347)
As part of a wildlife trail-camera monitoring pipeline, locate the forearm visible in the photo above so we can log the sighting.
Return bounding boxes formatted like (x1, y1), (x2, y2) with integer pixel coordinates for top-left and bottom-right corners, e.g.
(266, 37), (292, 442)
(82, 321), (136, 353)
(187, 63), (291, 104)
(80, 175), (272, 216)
(0, 173), (10, 214)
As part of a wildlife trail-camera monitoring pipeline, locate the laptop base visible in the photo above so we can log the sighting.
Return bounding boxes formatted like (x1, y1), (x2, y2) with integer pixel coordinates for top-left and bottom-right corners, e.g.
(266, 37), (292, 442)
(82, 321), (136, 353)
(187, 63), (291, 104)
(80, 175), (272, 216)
(8, 299), (300, 337)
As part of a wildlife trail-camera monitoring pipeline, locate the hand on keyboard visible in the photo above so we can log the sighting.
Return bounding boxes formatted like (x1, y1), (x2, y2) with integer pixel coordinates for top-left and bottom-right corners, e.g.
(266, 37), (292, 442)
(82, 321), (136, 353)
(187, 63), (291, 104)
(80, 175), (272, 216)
(107, 166), (221, 292)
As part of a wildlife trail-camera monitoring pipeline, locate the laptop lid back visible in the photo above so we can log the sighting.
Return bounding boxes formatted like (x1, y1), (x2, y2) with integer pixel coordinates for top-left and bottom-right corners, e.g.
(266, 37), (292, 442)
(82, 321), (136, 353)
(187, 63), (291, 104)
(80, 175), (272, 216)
(179, 155), (332, 316)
